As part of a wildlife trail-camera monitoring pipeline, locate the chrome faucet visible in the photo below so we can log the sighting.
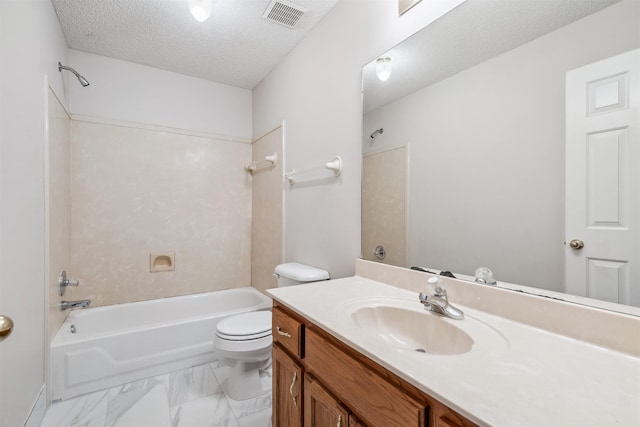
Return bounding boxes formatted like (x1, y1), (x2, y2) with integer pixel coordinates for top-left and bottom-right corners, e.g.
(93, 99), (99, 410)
(419, 277), (464, 320)
(60, 300), (91, 311)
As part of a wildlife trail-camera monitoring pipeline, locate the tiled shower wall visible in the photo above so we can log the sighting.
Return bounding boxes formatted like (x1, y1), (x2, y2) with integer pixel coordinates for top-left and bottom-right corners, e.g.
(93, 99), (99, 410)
(361, 146), (407, 267)
(47, 89), (72, 341)
(250, 126), (284, 293)
(69, 120), (252, 307)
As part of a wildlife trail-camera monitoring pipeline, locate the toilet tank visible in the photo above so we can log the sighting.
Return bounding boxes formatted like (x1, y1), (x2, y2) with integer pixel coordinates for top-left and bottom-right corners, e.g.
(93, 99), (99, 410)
(274, 263), (330, 287)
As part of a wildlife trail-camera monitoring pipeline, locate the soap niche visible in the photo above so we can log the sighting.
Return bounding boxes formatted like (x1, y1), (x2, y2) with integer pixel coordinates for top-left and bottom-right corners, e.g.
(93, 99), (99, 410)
(150, 252), (175, 272)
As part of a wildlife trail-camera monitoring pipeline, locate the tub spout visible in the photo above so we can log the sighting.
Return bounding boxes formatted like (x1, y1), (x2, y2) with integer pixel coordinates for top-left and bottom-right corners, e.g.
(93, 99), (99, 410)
(60, 300), (91, 311)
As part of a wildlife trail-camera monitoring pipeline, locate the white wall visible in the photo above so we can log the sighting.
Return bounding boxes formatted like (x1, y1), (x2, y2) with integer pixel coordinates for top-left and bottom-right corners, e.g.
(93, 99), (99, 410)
(68, 50), (252, 139)
(0, 1), (69, 425)
(253, 0), (464, 279)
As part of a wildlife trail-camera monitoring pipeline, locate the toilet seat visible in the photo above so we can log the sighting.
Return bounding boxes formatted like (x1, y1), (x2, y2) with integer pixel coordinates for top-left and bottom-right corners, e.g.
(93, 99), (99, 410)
(216, 329), (271, 341)
(216, 311), (271, 341)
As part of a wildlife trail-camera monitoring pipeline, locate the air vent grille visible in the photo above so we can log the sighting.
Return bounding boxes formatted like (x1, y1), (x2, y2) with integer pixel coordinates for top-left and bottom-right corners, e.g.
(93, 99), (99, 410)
(263, 0), (308, 28)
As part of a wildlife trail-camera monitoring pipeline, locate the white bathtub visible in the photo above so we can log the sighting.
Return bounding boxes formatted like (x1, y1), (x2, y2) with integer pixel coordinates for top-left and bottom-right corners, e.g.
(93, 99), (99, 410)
(50, 287), (272, 401)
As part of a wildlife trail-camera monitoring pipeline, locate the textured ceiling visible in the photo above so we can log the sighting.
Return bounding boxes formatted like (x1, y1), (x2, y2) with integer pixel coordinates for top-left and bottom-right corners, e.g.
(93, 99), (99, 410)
(51, 0), (339, 89)
(363, 0), (621, 113)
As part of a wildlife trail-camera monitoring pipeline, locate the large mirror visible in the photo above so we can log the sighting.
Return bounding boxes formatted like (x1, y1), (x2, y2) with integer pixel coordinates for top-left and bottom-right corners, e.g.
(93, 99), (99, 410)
(361, 0), (640, 314)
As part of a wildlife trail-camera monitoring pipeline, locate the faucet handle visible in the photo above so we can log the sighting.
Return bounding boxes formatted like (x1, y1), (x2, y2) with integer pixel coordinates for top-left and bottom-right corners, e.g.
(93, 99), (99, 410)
(59, 270), (80, 296)
(475, 267), (497, 285)
(427, 276), (446, 296)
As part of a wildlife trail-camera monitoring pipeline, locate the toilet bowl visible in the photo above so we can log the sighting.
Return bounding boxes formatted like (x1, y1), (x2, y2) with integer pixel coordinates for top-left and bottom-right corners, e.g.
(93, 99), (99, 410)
(214, 263), (330, 400)
(214, 311), (272, 400)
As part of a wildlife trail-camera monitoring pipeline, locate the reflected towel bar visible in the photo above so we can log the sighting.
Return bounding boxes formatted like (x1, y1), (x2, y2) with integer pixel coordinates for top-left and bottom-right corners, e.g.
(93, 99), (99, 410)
(245, 153), (277, 173)
(285, 156), (342, 185)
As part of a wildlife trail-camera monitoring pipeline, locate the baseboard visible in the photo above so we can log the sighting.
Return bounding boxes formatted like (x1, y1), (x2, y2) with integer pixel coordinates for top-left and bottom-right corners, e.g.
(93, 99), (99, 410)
(23, 385), (47, 427)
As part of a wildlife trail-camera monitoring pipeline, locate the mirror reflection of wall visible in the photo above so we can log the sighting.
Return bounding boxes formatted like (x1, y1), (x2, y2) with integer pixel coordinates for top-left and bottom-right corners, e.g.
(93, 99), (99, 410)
(362, 0), (640, 309)
(362, 146), (408, 267)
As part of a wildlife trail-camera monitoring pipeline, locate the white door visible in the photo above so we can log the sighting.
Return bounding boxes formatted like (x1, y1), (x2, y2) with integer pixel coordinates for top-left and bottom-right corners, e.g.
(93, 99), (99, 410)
(1, 3), (48, 422)
(565, 49), (640, 307)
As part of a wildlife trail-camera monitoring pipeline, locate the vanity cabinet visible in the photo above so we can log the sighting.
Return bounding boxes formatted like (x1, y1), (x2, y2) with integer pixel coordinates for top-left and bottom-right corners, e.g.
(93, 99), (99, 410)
(272, 304), (477, 427)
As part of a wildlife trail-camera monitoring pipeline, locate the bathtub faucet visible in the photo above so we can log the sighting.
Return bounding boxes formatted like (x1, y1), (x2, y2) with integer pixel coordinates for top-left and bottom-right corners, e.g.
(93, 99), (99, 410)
(60, 300), (91, 311)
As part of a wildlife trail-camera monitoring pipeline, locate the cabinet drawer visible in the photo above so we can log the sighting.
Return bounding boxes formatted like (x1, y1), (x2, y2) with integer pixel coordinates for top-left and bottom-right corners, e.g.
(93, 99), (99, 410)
(305, 328), (427, 427)
(273, 306), (305, 358)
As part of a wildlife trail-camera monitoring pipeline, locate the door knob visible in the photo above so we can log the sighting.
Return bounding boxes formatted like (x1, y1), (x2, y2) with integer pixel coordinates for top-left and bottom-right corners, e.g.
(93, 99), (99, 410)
(0, 315), (14, 342)
(569, 239), (584, 250)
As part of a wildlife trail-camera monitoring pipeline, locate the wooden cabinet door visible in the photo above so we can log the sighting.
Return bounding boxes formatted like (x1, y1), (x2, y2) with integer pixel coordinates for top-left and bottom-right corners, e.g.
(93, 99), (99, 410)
(304, 375), (349, 427)
(348, 415), (368, 427)
(274, 345), (303, 427)
(432, 402), (477, 427)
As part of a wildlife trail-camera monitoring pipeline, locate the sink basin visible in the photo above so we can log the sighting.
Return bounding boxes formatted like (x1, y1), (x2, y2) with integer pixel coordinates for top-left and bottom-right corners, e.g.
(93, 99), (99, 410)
(351, 304), (474, 355)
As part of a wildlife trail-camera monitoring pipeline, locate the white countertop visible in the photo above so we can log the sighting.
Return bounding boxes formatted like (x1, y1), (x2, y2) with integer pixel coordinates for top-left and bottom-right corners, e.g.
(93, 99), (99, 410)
(268, 276), (640, 427)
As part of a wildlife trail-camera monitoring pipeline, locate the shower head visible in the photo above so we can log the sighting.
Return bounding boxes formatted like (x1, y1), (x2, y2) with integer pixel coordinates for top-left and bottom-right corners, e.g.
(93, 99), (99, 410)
(58, 62), (90, 87)
(370, 128), (383, 139)
(76, 75), (90, 87)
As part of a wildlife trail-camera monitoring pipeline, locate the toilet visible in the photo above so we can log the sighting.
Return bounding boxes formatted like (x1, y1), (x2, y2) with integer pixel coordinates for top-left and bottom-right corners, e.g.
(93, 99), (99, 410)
(214, 262), (330, 400)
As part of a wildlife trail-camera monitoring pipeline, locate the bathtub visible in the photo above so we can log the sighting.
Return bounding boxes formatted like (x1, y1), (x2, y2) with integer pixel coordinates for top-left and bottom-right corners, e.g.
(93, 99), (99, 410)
(50, 287), (272, 401)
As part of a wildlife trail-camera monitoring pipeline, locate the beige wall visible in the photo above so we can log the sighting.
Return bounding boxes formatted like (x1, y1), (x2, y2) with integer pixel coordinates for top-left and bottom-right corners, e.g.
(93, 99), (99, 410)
(46, 89), (72, 342)
(69, 120), (252, 306)
(251, 126), (284, 293)
(362, 146), (407, 267)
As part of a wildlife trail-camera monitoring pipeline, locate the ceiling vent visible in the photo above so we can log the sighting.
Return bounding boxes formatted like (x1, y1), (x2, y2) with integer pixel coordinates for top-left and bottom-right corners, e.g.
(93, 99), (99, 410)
(263, 0), (308, 28)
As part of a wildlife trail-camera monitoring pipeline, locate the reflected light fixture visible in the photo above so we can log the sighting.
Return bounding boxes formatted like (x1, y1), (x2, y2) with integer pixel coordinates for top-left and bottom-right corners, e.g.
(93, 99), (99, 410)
(376, 57), (392, 81)
(189, 0), (213, 22)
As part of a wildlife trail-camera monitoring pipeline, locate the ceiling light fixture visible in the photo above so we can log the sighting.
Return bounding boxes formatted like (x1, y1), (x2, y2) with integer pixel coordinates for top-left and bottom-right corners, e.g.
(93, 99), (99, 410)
(189, 0), (213, 22)
(376, 57), (392, 81)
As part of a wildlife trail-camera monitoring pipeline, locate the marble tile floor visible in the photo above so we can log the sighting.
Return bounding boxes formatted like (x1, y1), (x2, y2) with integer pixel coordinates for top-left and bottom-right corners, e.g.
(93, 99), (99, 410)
(41, 361), (272, 427)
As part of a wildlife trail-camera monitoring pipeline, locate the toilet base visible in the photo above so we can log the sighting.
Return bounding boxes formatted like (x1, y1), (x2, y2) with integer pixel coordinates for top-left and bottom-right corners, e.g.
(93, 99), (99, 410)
(219, 358), (271, 401)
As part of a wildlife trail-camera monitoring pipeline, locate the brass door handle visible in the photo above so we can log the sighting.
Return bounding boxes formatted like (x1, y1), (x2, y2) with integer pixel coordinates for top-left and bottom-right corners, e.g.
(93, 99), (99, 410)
(0, 315), (14, 341)
(569, 239), (584, 250)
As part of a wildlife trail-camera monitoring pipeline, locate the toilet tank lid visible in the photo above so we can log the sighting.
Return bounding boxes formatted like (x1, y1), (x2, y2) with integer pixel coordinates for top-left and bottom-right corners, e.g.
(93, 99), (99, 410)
(274, 262), (330, 282)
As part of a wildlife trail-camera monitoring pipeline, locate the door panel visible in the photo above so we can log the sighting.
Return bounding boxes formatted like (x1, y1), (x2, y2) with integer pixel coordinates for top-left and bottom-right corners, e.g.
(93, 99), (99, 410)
(565, 49), (640, 306)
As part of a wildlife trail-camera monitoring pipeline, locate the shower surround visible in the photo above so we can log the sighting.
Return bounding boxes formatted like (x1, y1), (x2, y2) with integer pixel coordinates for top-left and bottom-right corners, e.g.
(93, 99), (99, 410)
(68, 119), (252, 307)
